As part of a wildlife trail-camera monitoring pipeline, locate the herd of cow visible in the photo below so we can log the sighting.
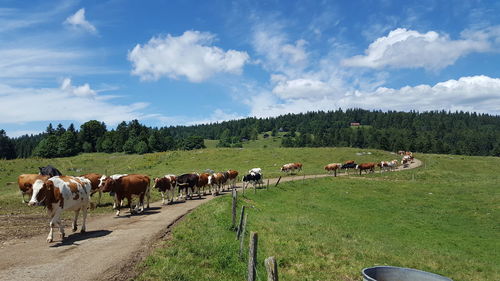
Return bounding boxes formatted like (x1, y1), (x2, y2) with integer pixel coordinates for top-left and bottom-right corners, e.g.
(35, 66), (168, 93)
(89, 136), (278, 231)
(323, 151), (415, 176)
(15, 151), (414, 243)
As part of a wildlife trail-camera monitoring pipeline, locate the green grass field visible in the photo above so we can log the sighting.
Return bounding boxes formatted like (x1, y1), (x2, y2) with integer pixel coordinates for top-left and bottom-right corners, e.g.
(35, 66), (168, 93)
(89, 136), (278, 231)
(136, 153), (499, 281)
(1, 147), (498, 281)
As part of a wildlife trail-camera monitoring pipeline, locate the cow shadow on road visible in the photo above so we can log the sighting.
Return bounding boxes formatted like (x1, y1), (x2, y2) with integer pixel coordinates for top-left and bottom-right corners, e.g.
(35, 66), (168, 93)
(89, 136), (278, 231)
(50, 230), (112, 248)
(113, 209), (161, 219)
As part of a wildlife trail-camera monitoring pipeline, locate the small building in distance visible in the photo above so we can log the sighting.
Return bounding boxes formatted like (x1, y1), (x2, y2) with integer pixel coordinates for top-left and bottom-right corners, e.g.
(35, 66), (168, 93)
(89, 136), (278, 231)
(350, 122), (361, 127)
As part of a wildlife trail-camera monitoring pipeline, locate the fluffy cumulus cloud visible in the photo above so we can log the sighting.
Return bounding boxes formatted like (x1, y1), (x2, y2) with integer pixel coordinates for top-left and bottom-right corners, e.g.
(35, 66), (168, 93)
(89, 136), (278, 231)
(128, 30), (249, 82)
(0, 80), (159, 125)
(249, 75), (500, 117)
(342, 28), (490, 70)
(60, 78), (96, 98)
(64, 8), (97, 34)
(272, 78), (333, 99)
(252, 23), (309, 76)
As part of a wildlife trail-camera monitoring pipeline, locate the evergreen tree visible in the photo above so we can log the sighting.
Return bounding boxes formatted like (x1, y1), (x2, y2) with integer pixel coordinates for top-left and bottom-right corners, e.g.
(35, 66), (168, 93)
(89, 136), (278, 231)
(79, 120), (107, 152)
(0, 130), (16, 159)
(33, 135), (59, 158)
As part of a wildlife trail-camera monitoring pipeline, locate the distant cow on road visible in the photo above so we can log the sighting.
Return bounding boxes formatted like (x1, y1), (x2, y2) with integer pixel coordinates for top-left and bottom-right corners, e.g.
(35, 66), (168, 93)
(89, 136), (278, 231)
(341, 162), (357, 175)
(177, 173), (200, 200)
(100, 174), (150, 216)
(243, 172), (263, 189)
(356, 162), (376, 175)
(153, 174), (177, 204)
(280, 162), (302, 174)
(324, 163), (341, 177)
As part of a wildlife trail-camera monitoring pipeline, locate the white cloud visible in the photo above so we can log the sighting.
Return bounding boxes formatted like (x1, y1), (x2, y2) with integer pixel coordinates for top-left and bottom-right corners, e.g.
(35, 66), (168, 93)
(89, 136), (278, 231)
(272, 78), (333, 100)
(342, 28), (490, 70)
(60, 78), (96, 98)
(64, 8), (97, 34)
(128, 30), (249, 82)
(186, 109), (246, 125)
(248, 75), (500, 117)
(252, 23), (309, 76)
(0, 80), (161, 125)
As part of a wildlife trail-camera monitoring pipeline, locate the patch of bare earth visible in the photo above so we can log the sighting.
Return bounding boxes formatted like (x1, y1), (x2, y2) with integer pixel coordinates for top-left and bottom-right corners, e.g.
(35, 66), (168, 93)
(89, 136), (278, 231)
(0, 214), (48, 244)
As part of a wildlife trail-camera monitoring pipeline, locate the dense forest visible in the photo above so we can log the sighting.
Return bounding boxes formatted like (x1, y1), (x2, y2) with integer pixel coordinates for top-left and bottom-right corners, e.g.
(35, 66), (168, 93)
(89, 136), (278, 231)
(1, 109), (499, 159)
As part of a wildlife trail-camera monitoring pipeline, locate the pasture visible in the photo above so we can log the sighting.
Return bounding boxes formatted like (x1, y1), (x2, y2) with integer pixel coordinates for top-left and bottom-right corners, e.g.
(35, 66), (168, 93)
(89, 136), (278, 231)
(136, 153), (499, 281)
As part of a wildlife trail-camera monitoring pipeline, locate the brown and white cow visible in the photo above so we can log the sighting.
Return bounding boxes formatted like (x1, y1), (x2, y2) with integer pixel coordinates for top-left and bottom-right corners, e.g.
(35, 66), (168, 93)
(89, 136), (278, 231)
(153, 174), (177, 204)
(225, 169), (238, 189)
(208, 172), (226, 196)
(28, 176), (92, 243)
(100, 174), (150, 216)
(324, 163), (341, 177)
(196, 173), (211, 195)
(98, 174), (129, 208)
(280, 162), (302, 174)
(80, 173), (102, 206)
(378, 160), (398, 172)
(17, 174), (49, 203)
(356, 162), (376, 175)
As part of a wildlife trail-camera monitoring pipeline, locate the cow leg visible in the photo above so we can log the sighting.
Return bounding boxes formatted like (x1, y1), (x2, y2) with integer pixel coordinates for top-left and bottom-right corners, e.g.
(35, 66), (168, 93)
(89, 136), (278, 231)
(129, 195), (137, 214)
(72, 208), (80, 232)
(48, 208), (63, 242)
(79, 203), (88, 233)
(46, 209), (56, 243)
(160, 191), (165, 205)
(21, 192), (28, 204)
(139, 193), (145, 213)
(115, 195), (123, 216)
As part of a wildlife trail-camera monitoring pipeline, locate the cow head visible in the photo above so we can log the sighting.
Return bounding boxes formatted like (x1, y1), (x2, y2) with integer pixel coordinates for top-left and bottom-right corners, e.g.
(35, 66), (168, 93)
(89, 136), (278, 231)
(98, 175), (107, 188)
(28, 179), (51, 206)
(153, 177), (168, 191)
(100, 177), (117, 193)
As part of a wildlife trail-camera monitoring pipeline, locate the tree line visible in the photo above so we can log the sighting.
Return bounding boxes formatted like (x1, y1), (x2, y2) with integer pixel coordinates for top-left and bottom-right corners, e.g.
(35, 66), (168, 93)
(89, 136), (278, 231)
(1, 109), (499, 159)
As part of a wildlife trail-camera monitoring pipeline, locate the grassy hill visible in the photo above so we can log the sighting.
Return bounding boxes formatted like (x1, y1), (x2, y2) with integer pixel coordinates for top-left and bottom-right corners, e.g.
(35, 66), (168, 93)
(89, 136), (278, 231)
(135, 152), (499, 281)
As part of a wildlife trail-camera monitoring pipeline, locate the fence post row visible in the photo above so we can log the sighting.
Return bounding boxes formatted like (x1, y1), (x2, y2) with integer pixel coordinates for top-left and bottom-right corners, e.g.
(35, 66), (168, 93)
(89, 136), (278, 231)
(239, 213), (248, 260)
(231, 188), (237, 229)
(236, 205), (246, 240)
(265, 256), (279, 281)
(247, 232), (258, 281)
(274, 176), (282, 187)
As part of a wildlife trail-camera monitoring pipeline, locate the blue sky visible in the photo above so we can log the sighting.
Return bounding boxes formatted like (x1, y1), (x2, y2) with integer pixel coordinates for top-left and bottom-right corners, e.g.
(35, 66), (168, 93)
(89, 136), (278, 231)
(1, 0), (500, 137)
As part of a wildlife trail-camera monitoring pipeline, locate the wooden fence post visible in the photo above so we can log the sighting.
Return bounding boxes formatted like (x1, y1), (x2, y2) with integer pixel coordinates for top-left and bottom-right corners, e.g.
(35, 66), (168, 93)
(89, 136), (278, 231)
(239, 213), (248, 260)
(267, 179), (269, 189)
(274, 176), (282, 187)
(248, 232), (258, 281)
(265, 256), (279, 281)
(231, 189), (237, 230)
(236, 206), (246, 239)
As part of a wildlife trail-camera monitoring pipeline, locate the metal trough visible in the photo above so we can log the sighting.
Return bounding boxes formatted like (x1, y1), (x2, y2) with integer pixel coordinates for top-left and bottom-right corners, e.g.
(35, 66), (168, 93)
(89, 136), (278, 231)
(362, 266), (453, 281)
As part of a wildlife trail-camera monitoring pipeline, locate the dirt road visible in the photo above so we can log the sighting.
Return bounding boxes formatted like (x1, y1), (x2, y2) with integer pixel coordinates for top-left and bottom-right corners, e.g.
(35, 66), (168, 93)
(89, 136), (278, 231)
(0, 159), (421, 281)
